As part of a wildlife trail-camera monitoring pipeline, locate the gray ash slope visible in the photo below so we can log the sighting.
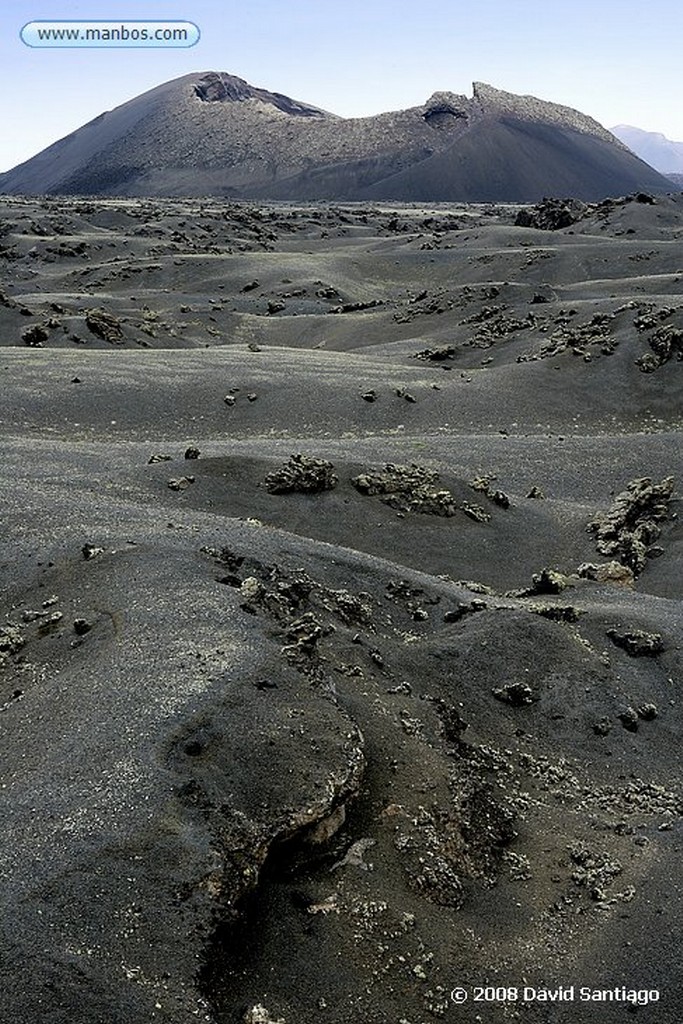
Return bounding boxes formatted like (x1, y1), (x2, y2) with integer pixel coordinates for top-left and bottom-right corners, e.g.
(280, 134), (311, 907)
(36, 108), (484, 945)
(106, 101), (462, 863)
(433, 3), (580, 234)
(0, 72), (672, 201)
(1, 193), (682, 1024)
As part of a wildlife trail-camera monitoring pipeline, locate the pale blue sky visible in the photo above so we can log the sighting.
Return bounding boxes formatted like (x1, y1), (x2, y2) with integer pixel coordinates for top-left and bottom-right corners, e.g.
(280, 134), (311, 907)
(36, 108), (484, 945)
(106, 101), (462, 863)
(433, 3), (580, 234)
(2, 0), (682, 171)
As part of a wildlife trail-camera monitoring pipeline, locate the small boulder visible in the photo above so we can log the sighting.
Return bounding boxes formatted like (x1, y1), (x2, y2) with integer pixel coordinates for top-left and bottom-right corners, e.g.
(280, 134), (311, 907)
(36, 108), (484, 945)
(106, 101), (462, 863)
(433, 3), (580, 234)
(492, 682), (536, 706)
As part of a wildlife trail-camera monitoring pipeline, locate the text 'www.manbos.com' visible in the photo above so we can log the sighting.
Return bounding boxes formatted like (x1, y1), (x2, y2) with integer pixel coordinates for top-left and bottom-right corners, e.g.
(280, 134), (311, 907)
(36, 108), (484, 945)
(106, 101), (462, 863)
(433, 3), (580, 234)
(21, 21), (200, 48)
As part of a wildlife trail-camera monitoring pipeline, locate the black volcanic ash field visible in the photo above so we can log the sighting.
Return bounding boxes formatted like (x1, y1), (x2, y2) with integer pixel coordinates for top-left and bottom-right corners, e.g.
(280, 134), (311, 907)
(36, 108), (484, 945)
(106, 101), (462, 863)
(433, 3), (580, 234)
(0, 194), (682, 1024)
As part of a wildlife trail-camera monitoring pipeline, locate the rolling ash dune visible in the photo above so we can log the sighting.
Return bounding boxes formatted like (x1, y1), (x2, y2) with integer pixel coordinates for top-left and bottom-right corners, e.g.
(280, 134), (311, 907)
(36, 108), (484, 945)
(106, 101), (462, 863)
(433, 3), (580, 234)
(0, 72), (673, 201)
(1, 191), (682, 1024)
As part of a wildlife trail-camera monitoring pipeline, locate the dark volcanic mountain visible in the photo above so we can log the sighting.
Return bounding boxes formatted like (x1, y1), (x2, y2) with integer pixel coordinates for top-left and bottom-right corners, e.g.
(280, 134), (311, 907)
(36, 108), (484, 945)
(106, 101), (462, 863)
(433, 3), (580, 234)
(0, 71), (673, 201)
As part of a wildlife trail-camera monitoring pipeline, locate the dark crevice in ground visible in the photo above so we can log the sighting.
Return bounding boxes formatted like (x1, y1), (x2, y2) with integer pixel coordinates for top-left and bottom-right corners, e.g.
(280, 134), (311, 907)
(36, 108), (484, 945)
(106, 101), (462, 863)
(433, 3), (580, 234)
(199, 776), (371, 1023)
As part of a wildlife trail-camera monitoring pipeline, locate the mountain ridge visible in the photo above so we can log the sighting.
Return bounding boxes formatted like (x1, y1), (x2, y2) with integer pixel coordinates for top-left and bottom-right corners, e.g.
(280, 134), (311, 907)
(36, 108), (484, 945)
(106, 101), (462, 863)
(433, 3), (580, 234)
(610, 123), (683, 174)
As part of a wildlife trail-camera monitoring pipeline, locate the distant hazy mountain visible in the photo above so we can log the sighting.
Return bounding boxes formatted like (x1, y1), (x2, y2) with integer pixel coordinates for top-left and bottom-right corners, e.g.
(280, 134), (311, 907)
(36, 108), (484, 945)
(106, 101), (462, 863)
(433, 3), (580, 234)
(0, 72), (672, 201)
(611, 124), (683, 174)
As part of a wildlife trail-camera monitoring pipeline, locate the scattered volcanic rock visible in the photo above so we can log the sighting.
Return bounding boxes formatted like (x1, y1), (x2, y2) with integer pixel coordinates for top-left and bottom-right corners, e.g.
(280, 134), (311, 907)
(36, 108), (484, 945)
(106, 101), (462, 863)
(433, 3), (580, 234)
(515, 197), (588, 230)
(1, 193), (682, 1024)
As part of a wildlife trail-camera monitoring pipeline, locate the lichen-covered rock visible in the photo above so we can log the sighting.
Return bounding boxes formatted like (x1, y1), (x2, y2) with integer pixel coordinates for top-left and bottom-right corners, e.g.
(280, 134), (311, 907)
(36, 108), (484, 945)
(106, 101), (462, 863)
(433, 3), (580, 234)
(588, 477), (674, 574)
(85, 308), (124, 343)
(568, 843), (623, 899)
(530, 604), (580, 622)
(351, 463), (457, 516)
(265, 454), (338, 494)
(167, 475), (194, 491)
(607, 628), (664, 657)
(414, 344), (456, 362)
(82, 543), (104, 560)
(22, 323), (49, 347)
(577, 561), (635, 586)
(636, 323), (683, 373)
(529, 568), (568, 594)
(0, 625), (25, 655)
(469, 476), (510, 508)
(284, 612), (325, 652)
(492, 682), (536, 706)
(243, 1004), (286, 1024)
(461, 501), (490, 522)
(618, 707), (639, 732)
(240, 576), (264, 603)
